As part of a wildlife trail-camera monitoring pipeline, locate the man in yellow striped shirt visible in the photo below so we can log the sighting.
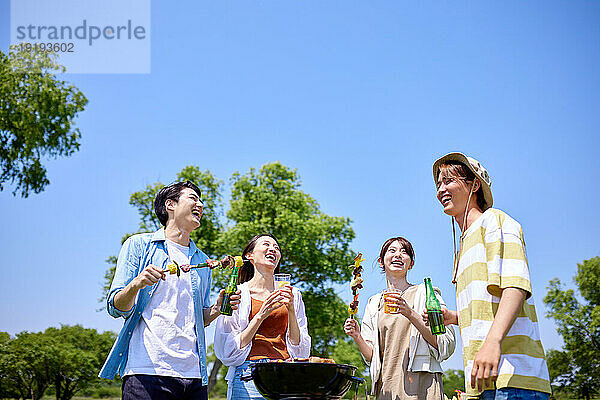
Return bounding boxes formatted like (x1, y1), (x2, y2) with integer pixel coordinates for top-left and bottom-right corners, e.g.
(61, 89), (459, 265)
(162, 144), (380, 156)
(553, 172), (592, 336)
(432, 153), (551, 400)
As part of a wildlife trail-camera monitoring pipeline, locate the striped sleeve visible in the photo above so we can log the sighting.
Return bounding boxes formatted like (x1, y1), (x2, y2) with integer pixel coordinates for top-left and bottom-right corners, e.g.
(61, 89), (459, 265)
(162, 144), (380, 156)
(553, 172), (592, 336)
(485, 215), (532, 298)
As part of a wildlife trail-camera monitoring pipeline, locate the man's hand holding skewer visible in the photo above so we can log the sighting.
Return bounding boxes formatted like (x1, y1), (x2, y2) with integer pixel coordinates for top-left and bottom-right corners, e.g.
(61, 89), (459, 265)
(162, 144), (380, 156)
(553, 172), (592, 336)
(168, 255), (241, 275)
(218, 255), (236, 269)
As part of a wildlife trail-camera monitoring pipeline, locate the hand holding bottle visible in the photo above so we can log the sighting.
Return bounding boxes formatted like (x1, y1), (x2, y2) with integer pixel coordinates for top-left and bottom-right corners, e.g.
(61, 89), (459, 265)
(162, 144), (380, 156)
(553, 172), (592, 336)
(220, 257), (244, 316)
(422, 307), (458, 327)
(424, 277), (446, 335)
(216, 289), (241, 313)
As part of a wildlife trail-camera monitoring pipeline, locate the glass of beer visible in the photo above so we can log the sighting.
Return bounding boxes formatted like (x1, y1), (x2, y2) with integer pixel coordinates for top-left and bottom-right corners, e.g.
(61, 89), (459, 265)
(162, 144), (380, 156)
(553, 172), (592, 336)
(274, 273), (291, 289)
(383, 288), (401, 314)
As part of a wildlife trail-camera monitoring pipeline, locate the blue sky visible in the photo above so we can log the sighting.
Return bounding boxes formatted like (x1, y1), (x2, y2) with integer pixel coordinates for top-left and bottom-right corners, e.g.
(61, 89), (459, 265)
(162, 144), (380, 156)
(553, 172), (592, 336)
(1, 1), (599, 372)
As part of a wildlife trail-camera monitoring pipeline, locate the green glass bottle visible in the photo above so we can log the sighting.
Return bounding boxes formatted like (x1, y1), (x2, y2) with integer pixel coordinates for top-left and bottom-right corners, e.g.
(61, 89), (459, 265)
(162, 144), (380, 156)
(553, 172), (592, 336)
(219, 257), (244, 316)
(424, 277), (446, 335)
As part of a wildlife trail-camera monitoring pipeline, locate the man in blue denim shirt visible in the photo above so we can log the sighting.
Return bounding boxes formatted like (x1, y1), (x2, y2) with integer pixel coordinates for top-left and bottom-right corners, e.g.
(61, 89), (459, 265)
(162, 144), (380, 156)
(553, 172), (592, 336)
(99, 181), (239, 400)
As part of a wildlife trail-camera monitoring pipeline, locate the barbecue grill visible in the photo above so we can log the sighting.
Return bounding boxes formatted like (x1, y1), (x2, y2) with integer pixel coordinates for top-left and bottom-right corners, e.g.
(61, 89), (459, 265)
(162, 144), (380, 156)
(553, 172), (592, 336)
(242, 361), (365, 400)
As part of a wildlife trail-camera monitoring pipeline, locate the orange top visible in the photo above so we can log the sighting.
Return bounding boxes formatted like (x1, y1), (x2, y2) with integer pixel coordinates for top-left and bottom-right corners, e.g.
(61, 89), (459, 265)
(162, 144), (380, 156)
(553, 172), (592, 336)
(247, 297), (290, 360)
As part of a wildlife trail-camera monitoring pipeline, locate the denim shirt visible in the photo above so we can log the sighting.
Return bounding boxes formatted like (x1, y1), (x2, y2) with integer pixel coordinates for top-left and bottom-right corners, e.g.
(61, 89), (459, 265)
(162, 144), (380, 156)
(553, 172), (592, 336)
(98, 229), (212, 384)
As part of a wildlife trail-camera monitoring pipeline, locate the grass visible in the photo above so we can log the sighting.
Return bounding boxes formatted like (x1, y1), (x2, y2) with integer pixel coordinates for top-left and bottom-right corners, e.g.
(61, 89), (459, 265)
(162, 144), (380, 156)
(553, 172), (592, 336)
(39, 397), (227, 400)
(35, 389), (600, 400)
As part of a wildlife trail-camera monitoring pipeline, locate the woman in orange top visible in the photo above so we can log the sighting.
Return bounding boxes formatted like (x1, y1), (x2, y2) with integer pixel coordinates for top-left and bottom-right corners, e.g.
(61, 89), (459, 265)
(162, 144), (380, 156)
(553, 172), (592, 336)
(214, 234), (311, 400)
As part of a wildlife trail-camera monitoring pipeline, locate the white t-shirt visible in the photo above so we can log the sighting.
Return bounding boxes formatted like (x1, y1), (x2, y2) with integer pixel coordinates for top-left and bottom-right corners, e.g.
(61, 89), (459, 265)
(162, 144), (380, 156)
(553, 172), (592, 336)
(123, 239), (201, 378)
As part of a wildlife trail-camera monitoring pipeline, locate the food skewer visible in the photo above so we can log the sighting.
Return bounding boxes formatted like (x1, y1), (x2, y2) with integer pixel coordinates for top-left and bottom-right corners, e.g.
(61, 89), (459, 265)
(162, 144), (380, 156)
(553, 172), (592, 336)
(165, 255), (243, 277)
(348, 252), (365, 319)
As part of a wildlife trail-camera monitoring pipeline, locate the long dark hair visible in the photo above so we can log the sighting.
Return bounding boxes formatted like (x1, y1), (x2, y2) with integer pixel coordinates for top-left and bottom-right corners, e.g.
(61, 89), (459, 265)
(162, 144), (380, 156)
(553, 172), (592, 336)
(238, 234), (282, 284)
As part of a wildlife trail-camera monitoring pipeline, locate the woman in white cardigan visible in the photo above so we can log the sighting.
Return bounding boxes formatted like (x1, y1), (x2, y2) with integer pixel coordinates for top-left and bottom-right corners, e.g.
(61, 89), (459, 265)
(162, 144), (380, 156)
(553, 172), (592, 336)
(344, 237), (456, 400)
(214, 234), (311, 400)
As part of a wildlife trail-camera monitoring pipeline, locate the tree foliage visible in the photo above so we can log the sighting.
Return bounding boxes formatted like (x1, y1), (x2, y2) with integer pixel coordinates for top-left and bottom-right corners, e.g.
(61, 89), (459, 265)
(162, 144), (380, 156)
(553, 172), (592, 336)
(543, 256), (600, 399)
(205, 344), (228, 398)
(6, 331), (55, 400)
(0, 45), (87, 197)
(442, 369), (465, 400)
(0, 332), (21, 399)
(0, 325), (113, 400)
(101, 162), (358, 392)
(222, 163), (354, 288)
(44, 326), (115, 400)
(301, 288), (349, 355)
(331, 338), (370, 399)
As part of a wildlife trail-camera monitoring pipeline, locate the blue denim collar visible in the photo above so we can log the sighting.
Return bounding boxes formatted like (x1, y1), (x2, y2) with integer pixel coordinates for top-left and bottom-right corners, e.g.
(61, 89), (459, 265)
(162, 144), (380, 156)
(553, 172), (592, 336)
(150, 228), (166, 242)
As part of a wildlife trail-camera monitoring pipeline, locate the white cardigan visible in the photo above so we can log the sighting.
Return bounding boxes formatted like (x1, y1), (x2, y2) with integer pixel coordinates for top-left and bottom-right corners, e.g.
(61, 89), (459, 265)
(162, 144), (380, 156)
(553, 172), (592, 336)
(214, 282), (312, 381)
(361, 284), (456, 395)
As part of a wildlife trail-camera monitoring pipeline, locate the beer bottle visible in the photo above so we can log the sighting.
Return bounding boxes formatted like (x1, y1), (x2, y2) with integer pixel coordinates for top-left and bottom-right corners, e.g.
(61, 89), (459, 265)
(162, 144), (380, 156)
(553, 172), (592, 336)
(424, 277), (446, 335)
(219, 256), (244, 316)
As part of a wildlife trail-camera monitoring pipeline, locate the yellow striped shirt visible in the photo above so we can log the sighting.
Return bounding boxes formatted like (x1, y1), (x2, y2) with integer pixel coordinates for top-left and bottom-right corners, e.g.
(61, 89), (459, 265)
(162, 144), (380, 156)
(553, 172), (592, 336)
(455, 209), (551, 398)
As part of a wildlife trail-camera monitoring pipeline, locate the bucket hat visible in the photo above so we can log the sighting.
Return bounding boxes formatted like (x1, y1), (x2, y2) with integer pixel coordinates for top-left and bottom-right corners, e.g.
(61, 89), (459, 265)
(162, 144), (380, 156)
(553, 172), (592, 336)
(432, 152), (493, 211)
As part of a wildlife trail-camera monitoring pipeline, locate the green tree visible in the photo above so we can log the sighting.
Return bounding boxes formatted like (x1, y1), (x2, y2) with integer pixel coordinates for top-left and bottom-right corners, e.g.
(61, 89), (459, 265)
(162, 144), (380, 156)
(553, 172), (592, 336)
(544, 256), (600, 400)
(0, 332), (22, 400)
(44, 325), (116, 400)
(331, 338), (370, 399)
(0, 45), (88, 197)
(206, 344), (228, 398)
(0, 327), (116, 400)
(2, 331), (56, 400)
(442, 369), (465, 399)
(101, 162), (356, 394)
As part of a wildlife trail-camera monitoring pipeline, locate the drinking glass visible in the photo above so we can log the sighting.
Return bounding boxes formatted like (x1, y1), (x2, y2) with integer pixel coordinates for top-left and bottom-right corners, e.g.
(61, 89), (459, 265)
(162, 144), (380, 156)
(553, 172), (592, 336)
(383, 288), (401, 314)
(274, 273), (291, 289)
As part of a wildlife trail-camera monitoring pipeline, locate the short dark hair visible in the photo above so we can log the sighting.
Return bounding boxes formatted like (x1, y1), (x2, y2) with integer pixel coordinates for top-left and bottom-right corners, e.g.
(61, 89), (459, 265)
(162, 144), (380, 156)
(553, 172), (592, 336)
(378, 236), (415, 273)
(438, 162), (487, 211)
(238, 234), (281, 284)
(153, 181), (202, 227)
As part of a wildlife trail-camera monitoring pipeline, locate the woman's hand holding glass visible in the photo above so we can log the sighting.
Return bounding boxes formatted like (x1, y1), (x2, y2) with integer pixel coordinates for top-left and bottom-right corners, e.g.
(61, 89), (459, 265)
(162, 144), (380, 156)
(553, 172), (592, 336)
(384, 291), (414, 318)
(274, 273), (294, 310)
(255, 290), (285, 322)
(277, 284), (294, 311)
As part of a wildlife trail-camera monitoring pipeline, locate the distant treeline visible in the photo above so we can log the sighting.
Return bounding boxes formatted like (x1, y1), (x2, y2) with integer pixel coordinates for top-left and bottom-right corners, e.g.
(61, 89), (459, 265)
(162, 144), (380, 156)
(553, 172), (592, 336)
(0, 325), (117, 400)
